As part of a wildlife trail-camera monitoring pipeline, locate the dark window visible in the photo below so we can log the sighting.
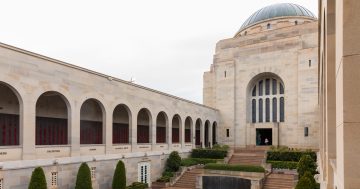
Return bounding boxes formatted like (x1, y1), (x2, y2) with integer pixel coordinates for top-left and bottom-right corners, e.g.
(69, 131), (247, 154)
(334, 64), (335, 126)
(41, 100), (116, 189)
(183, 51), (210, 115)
(224, 71), (227, 78)
(252, 87), (256, 97)
(259, 80), (263, 96)
(265, 79), (270, 95)
(295, 20), (298, 25)
(226, 129), (230, 137)
(309, 60), (312, 67)
(252, 99), (256, 123)
(280, 83), (284, 94)
(267, 23), (271, 29)
(272, 79), (277, 95)
(259, 99), (263, 122)
(280, 97), (285, 122)
(272, 98), (277, 122)
(265, 98), (270, 122)
(244, 31), (247, 35)
(304, 127), (309, 137)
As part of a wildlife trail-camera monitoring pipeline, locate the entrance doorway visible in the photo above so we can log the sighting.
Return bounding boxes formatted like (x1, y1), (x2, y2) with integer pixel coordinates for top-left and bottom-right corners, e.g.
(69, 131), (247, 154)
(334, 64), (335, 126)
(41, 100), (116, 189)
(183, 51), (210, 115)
(256, 129), (272, 146)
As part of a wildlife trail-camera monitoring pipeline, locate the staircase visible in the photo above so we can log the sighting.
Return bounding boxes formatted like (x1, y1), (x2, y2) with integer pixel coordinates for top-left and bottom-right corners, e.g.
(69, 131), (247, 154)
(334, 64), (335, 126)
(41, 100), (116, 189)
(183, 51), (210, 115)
(170, 168), (203, 189)
(228, 148), (266, 166)
(263, 173), (295, 189)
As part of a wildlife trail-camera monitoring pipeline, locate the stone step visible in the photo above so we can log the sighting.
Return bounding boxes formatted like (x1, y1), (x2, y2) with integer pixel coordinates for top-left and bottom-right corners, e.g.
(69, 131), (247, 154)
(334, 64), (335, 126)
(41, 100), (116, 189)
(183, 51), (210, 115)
(263, 173), (295, 189)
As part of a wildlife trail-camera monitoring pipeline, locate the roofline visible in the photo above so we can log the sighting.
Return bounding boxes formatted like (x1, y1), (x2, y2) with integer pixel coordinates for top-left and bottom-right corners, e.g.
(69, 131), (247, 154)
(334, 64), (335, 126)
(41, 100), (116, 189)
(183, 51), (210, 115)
(0, 42), (218, 111)
(234, 16), (318, 37)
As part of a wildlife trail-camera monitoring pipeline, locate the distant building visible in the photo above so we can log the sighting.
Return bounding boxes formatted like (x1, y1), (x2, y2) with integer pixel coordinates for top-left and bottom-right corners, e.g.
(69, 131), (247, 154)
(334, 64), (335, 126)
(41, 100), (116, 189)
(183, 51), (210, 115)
(204, 3), (319, 149)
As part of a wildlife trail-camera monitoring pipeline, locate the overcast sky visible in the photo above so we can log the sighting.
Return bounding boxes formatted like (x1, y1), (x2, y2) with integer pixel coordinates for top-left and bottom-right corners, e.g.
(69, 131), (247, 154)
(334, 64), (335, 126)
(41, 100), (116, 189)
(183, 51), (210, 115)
(0, 0), (318, 103)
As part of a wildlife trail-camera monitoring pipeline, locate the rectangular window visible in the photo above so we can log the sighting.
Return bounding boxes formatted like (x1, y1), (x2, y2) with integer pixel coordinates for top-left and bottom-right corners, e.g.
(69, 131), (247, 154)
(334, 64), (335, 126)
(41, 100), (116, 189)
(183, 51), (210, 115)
(224, 71), (227, 78)
(265, 98), (270, 122)
(51, 172), (58, 187)
(226, 129), (229, 137)
(138, 162), (150, 184)
(309, 60), (312, 67)
(91, 167), (96, 180)
(259, 99), (263, 122)
(272, 79), (277, 95)
(304, 127), (309, 137)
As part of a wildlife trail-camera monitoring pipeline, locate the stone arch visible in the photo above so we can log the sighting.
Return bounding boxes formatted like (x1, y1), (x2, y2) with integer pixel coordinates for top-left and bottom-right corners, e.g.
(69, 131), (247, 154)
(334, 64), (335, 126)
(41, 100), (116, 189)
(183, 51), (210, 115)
(80, 98), (106, 144)
(195, 118), (202, 147)
(172, 114), (182, 143)
(204, 120), (211, 147)
(246, 72), (285, 123)
(35, 91), (70, 145)
(113, 104), (131, 144)
(0, 81), (22, 146)
(184, 117), (193, 143)
(156, 111), (168, 143)
(137, 108), (152, 144)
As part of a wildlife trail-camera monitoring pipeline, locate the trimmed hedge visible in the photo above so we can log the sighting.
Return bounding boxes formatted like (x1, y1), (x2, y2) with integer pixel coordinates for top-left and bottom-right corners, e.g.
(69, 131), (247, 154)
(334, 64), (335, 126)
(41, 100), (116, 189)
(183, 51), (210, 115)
(181, 158), (219, 167)
(75, 163), (93, 189)
(28, 167), (47, 189)
(267, 160), (298, 170)
(267, 150), (317, 162)
(126, 182), (148, 189)
(204, 163), (265, 173)
(112, 160), (126, 189)
(191, 149), (227, 159)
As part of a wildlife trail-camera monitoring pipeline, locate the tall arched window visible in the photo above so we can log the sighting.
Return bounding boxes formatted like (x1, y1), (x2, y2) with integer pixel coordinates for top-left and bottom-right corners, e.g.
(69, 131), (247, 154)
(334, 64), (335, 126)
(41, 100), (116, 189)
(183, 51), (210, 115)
(250, 77), (284, 123)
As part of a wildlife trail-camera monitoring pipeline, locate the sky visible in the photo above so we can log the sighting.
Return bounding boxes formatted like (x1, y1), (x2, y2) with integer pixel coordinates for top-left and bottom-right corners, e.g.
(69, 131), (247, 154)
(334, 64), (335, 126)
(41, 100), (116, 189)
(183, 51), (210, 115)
(0, 0), (318, 103)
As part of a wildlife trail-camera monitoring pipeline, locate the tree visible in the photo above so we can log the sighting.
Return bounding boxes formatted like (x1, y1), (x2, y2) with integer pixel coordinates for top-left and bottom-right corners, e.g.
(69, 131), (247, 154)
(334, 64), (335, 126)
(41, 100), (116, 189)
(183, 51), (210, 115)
(112, 160), (126, 189)
(297, 154), (317, 178)
(75, 163), (93, 189)
(296, 172), (316, 189)
(28, 167), (47, 189)
(166, 151), (182, 172)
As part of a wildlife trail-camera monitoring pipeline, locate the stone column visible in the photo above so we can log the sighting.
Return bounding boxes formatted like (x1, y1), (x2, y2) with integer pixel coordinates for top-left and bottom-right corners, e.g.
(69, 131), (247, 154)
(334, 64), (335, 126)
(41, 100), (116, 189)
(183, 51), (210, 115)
(71, 103), (80, 157)
(151, 117), (157, 150)
(105, 108), (112, 154)
(201, 122), (205, 148)
(131, 114), (137, 152)
(181, 118), (185, 150)
(168, 117), (172, 150)
(209, 123), (213, 148)
(192, 120), (196, 148)
(22, 96), (36, 160)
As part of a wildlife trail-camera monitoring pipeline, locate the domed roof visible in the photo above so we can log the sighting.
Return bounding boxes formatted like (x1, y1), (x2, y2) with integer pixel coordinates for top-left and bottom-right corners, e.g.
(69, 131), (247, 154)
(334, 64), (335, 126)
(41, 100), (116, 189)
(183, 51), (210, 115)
(239, 3), (316, 32)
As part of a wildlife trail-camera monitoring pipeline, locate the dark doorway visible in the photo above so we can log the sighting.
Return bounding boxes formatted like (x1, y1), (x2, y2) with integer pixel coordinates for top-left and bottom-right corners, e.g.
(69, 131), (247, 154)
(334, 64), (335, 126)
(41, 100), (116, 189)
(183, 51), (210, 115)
(256, 128), (272, 146)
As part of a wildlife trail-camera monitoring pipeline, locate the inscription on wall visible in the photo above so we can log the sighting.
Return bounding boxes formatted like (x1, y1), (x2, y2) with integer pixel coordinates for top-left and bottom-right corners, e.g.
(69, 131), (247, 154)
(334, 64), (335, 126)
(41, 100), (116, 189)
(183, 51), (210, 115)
(46, 150), (61, 153)
(0, 152), (7, 155)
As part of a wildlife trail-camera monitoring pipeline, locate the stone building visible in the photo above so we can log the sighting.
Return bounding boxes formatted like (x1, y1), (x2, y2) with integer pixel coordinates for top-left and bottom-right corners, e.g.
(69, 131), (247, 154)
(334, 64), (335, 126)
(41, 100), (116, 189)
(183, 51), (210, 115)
(204, 3), (320, 149)
(0, 42), (219, 188)
(318, 0), (360, 188)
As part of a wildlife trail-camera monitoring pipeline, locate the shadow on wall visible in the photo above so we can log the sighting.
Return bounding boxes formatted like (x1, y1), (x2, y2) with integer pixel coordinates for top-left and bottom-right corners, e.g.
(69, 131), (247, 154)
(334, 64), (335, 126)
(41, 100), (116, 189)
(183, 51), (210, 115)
(203, 176), (251, 189)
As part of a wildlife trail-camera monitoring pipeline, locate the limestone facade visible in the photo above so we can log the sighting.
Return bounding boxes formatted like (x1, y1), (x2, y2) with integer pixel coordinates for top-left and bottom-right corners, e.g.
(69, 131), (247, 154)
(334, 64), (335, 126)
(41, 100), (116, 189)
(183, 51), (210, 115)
(318, 0), (360, 188)
(0, 42), (218, 188)
(204, 14), (320, 149)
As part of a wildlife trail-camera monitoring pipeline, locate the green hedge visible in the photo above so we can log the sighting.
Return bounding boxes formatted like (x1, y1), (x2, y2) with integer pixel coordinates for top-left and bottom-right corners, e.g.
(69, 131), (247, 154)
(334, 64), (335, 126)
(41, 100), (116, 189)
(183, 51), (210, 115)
(28, 167), (47, 189)
(267, 151), (316, 162)
(181, 158), (219, 167)
(125, 182), (148, 189)
(267, 160), (298, 170)
(191, 149), (227, 159)
(204, 163), (265, 173)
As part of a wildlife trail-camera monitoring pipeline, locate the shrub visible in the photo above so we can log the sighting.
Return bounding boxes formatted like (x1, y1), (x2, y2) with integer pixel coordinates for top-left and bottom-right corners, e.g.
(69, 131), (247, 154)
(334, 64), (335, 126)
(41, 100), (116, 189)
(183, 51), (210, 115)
(28, 167), (47, 189)
(166, 151), (182, 172)
(267, 150), (317, 162)
(267, 160), (298, 170)
(181, 158), (218, 167)
(112, 160), (126, 189)
(191, 149), (227, 159)
(162, 171), (174, 177)
(156, 176), (171, 183)
(297, 155), (317, 178)
(296, 172), (316, 189)
(75, 163), (93, 189)
(212, 144), (230, 151)
(126, 182), (148, 189)
(204, 163), (265, 173)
